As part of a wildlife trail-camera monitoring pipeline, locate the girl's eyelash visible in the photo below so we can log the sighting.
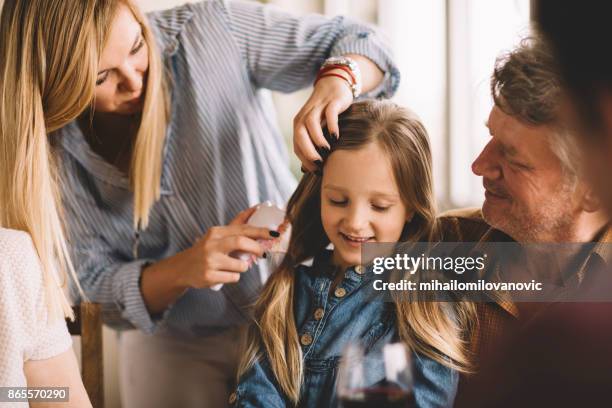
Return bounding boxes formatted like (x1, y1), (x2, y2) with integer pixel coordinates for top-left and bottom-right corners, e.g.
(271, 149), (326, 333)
(328, 198), (391, 211)
(96, 73), (109, 86)
(130, 39), (145, 55)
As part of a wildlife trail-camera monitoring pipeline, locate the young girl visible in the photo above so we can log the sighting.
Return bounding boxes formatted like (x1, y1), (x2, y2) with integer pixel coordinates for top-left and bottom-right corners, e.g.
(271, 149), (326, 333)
(234, 100), (475, 407)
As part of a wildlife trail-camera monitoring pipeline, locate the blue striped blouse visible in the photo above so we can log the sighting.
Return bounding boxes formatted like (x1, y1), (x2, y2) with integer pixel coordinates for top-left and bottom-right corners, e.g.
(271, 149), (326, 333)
(55, 0), (399, 336)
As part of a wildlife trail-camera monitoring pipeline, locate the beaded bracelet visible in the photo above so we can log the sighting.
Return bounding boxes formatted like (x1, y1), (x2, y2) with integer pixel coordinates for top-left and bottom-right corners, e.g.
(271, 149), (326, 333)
(321, 56), (362, 98)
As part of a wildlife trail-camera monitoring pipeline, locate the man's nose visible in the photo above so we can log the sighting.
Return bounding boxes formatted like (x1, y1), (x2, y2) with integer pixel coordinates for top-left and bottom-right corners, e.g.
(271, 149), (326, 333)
(472, 141), (502, 180)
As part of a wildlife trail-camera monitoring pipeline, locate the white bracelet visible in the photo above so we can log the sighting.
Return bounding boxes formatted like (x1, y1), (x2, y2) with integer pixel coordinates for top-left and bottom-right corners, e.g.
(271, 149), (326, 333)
(322, 56), (362, 98)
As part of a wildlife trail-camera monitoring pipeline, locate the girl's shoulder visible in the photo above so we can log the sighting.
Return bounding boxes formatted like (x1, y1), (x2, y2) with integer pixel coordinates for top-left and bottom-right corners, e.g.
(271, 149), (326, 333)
(0, 228), (44, 295)
(0, 226), (31, 241)
(0, 228), (72, 366)
(0, 228), (38, 265)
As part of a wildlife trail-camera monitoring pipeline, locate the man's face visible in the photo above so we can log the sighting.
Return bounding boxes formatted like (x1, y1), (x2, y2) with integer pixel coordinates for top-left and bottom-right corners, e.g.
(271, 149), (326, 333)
(472, 106), (579, 242)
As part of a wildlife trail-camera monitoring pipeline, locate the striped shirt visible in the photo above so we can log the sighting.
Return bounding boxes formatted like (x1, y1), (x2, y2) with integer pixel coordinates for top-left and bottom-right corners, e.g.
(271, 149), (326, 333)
(54, 0), (399, 336)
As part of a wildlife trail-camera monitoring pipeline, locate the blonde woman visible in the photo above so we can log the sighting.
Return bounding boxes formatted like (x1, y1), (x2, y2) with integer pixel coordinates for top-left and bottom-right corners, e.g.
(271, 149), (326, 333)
(16, 0), (400, 406)
(235, 100), (475, 407)
(0, 0), (94, 406)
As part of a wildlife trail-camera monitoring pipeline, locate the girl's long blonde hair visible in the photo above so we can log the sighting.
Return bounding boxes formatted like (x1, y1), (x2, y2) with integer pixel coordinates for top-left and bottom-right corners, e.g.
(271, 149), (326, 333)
(0, 0), (168, 319)
(238, 100), (475, 403)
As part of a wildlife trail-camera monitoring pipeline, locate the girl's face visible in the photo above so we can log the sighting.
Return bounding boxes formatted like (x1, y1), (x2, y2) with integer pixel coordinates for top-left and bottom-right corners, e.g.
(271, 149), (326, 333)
(94, 5), (148, 115)
(321, 142), (412, 270)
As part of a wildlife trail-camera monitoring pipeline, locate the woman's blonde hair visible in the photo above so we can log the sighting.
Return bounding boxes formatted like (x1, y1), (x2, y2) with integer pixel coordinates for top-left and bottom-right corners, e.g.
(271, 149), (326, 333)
(90, 0), (170, 230)
(238, 100), (475, 403)
(0, 0), (168, 319)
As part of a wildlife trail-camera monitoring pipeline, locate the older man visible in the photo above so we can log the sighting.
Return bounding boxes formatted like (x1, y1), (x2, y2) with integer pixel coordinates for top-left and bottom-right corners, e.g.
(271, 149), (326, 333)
(444, 37), (612, 407)
(473, 39), (607, 244)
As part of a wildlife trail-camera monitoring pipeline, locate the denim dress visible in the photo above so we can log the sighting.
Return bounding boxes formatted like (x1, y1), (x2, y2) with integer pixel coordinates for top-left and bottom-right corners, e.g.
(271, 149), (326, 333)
(232, 250), (458, 407)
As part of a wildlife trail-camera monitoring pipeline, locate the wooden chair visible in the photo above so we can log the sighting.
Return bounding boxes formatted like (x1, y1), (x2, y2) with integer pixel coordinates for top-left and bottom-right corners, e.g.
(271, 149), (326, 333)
(67, 303), (104, 408)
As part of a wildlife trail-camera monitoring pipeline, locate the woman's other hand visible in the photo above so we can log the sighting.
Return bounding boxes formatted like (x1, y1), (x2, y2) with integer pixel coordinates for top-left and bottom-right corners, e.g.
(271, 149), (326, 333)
(179, 207), (274, 289)
(293, 72), (353, 172)
(140, 207), (277, 314)
(293, 54), (384, 171)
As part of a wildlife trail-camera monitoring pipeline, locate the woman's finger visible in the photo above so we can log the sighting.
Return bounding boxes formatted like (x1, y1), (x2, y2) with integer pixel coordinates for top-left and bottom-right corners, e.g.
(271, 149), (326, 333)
(228, 206), (259, 226)
(207, 270), (244, 286)
(304, 109), (331, 151)
(205, 253), (249, 275)
(216, 225), (277, 241)
(294, 125), (321, 169)
(219, 234), (266, 256)
(294, 144), (310, 173)
(205, 224), (275, 243)
(324, 102), (341, 139)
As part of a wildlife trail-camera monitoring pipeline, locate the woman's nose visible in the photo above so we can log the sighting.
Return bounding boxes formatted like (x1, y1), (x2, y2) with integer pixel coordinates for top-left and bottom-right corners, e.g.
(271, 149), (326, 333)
(118, 64), (142, 94)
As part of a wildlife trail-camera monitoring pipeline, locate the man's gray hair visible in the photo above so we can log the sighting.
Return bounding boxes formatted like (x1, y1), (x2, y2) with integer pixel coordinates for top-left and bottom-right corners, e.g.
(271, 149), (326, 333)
(491, 36), (581, 181)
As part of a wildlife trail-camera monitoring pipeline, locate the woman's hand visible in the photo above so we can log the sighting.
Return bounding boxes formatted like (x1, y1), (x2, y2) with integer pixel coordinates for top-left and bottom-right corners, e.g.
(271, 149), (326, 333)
(141, 207), (277, 314)
(293, 73), (353, 171)
(179, 207), (274, 289)
(293, 54), (385, 171)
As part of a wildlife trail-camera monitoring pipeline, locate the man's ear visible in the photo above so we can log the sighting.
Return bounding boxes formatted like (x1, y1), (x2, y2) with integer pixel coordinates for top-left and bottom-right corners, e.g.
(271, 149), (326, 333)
(580, 186), (603, 213)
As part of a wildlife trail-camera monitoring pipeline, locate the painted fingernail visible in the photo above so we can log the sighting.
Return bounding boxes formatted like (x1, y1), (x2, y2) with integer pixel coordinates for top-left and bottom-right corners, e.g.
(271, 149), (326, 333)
(314, 160), (323, 168)
(332, 133), (339, 139)
(269, 230), (280, 237)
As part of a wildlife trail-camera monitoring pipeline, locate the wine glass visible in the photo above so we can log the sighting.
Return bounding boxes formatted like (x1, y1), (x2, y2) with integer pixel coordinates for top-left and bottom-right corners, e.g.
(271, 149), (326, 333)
(337, 342), (415, 408)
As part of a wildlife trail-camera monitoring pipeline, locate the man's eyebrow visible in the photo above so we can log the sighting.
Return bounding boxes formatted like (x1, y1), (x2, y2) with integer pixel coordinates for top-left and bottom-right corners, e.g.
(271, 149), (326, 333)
(97, 30), (142, 76)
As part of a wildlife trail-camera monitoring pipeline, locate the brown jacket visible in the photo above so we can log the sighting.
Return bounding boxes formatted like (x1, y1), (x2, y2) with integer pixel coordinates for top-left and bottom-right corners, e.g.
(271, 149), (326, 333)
(438, 208), (612, 407)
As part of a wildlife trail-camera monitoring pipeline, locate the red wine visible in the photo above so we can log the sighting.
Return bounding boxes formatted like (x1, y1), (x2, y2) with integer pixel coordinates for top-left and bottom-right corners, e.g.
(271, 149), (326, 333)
(339, 386), (416, 408)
